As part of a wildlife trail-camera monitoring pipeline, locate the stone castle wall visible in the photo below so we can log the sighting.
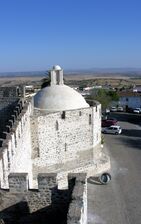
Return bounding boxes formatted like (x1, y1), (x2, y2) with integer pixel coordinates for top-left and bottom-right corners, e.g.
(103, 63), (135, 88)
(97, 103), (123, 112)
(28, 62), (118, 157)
(0, 86), (25, 98)
(0, 97), (102, 189)
(0, 173), (87, 224)
(0, 87), (19, 98)
(0, 101), (33, 188)
(31, 105), (101, 180)
(0, 86), (109, 224)
(92, 104), (102, 157)
(0, 86), (25, 138)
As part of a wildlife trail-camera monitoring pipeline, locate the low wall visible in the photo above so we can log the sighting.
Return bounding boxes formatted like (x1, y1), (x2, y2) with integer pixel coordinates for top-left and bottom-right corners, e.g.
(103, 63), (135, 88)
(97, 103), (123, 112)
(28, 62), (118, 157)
(0, 173), (87, 224)
(0, 101), (33, 188)
(0, 86), (25, 98)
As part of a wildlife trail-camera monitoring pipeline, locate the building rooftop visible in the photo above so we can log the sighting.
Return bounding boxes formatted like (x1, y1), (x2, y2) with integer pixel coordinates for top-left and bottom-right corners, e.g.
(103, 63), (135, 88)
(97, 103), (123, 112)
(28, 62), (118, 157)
(118, 91), (141, 97)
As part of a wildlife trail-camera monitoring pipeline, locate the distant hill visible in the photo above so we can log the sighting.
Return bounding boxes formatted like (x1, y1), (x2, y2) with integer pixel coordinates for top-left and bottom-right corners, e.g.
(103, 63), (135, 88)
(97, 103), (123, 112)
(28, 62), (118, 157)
(65, 68), (141, 74)
(0, 68), (141, 78)
(0, 71), (45, 77)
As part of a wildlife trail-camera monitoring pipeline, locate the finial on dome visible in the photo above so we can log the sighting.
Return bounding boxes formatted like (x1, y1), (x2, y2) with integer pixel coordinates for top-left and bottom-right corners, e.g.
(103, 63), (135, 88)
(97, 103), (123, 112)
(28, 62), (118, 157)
(51, 65), (63, 86)
(52, 65), (62, 71)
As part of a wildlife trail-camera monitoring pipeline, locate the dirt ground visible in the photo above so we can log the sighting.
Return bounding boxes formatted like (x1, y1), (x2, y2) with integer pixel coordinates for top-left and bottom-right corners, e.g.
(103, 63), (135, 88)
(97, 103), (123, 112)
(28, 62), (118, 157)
(0, 74), (141, 88)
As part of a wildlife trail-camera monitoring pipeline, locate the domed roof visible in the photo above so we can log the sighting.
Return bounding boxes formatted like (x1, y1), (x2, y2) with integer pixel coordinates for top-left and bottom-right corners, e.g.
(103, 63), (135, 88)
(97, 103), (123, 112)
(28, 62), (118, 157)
(52, 65), (62, 71)
(34, 85), (89, 111)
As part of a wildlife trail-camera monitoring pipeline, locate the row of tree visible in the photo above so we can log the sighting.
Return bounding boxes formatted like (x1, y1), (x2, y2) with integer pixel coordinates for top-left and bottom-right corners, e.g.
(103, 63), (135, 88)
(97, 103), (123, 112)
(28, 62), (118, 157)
(86, 89), (119, 110)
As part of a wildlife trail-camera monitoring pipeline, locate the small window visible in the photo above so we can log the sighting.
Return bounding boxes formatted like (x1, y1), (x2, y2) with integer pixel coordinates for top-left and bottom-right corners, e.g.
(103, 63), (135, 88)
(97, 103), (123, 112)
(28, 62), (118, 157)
(61, 111), (66, 119)
(65, 143), (67, 151)
(99, 108), (101, 118)
(89, 114), (92, 125)
(7, 151), (10, 162)
(96, 106), (97, 112)
(126, 98), (128, 102)
(14, 133), (17, 147)
(56, 121), (59, 130)
(79, 111), (82, 116)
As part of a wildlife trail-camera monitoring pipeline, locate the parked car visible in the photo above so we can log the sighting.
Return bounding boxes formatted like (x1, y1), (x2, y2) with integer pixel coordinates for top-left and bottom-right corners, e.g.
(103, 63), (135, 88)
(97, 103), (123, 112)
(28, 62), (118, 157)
(102, 114), (108, 120)
(105, 108), (110, 114)
(107, 117), (118, 122)
(110, 106), (117, 112)
(127, 107), (134, 113)
(102, 118), (117, 127)
(102, 125), (122, 135)
(133, 108), (141, 114)
(117, 106), (124, 112)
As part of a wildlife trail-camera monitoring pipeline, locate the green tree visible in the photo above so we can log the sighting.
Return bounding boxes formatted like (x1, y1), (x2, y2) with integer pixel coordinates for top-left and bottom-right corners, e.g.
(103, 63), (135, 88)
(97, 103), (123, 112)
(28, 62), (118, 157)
(86, 89), (119, 110)
(107, 91), (119, 101)
(41, 71), (51, 89)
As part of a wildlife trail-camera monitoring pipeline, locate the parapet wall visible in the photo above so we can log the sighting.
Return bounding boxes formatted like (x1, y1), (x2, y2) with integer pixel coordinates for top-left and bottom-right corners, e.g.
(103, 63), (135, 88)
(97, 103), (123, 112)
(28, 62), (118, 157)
(0, 100), (33, 188)
(0, 87), (19, 98)
(0, 173), (87, 224)
(67, 173), (87, 224)
(0, 86), (25, 98)
(0, 86), (26, 139)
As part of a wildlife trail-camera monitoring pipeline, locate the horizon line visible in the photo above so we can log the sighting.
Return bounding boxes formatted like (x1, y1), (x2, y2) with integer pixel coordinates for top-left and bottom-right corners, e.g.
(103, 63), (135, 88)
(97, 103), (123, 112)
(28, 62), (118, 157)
(1, 67), (141, 74)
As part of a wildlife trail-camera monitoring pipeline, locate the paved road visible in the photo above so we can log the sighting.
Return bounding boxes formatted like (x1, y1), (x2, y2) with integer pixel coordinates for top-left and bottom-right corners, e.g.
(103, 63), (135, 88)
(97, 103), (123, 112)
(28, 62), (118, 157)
(88, 113), (141, 224)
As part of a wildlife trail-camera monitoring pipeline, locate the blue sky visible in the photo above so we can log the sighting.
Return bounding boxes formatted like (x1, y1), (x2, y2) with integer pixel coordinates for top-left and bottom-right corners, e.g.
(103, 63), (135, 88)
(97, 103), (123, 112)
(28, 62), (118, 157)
(0, 0), (141, 72)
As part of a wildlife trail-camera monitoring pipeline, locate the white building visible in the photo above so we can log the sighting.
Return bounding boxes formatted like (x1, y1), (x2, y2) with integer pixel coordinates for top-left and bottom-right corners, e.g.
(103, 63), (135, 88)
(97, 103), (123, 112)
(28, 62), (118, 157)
(133, 85), (141, 93)
(119, 92), (141, 109)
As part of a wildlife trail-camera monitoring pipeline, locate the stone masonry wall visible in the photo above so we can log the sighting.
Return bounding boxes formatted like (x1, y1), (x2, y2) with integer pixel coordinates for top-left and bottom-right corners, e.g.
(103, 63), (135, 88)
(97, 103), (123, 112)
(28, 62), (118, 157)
(0, 87), (19, 98)
(0, 86), (25, 98)
(0, 173), (87, 224)
(67, 173), (87, 224)
(0, 101), (33, 188)
(31, 106), (101, 177)
(92, 104), (102, 158)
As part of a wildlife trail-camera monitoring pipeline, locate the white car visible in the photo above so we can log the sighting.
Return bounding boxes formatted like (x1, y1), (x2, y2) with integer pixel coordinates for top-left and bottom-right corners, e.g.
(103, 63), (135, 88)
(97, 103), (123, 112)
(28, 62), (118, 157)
(117, 106), (124, 112)
(133, 108), (141, 114)
(110, 106), (117, 112)
(102, 125), (122, 135)
(105, 108), (110, 114)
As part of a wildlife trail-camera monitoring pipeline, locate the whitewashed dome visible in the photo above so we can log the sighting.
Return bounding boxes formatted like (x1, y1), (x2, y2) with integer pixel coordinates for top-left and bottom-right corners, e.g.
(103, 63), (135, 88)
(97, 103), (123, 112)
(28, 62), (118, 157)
(34, 85), (89, 111)
(34, 65), (89, 111)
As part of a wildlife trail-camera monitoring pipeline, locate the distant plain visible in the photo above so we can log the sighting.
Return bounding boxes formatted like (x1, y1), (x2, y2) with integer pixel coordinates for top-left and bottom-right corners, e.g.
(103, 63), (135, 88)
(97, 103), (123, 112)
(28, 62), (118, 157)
(0, 71), (141, 88)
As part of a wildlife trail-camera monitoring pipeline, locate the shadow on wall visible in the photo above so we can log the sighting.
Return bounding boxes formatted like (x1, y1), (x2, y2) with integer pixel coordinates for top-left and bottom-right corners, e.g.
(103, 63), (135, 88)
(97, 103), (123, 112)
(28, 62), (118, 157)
(0, 100), (19, 137)
(0, 179), (75, 224)
(0, 201), (67, 224)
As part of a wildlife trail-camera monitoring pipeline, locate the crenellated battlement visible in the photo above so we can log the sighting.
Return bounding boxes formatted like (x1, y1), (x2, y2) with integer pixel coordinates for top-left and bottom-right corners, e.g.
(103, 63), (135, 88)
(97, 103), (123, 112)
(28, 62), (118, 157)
(0, 173), (87, 224)
(0, 99), (23, 147)
(0, 86), (25, 98)
(0, 99), (32, 149)
(6, 173), (57, 194)
(8, 173), (29, 193)
(0, 100), (33, 188)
